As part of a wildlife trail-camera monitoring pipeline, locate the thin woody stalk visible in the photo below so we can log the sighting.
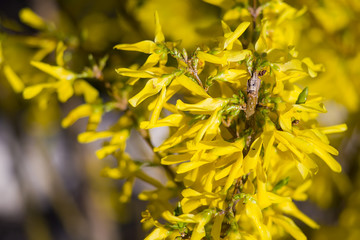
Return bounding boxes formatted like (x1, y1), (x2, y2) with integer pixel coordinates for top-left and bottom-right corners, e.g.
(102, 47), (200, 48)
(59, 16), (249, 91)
(233, 0), (264, 197)
(245, 70), (261, 120)
(125, 110), (179, 185)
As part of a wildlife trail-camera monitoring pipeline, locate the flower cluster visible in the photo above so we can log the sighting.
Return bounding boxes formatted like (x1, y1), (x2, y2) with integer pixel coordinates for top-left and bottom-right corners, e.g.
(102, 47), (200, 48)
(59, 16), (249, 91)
(113, 2), (346, 239)
(0, 1), (349, 240)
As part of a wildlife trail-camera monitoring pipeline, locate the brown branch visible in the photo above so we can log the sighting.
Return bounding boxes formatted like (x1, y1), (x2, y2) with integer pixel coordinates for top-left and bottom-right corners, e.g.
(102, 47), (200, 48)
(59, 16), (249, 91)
(168, 47), (204, 88)
(187, 61), (204, 88)
(245, 71), (261, 120)
(142, 130), (177, 181)
(124, 110), (184, 190)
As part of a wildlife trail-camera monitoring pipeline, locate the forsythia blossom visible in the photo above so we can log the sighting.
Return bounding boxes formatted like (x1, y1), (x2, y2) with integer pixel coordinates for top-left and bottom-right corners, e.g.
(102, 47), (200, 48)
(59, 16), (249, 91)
(1, 1), (349, 240)
(114, 1), (346, 240)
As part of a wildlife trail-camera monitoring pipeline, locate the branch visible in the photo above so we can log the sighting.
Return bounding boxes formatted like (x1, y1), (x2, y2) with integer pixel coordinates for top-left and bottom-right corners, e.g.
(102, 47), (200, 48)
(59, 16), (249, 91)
(125, 110), (183, 189)
(245, 71), (261, 120)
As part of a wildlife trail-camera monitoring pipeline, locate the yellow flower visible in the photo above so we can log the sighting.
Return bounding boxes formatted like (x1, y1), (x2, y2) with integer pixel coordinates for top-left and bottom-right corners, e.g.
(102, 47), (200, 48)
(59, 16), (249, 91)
(22, 46), (99, 104)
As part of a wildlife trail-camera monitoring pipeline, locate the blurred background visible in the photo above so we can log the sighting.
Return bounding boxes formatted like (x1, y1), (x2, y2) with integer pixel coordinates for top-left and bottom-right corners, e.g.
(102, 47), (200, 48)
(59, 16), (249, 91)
(0, 0), (359, 239)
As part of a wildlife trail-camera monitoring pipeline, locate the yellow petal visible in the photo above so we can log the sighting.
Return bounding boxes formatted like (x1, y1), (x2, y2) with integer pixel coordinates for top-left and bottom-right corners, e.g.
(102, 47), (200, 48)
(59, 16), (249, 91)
(144, 227), (169, 240)
(31, 61), (77, 81)
(243, 137), (263, 173)
(318, 124), (347, 134)
(142, 53), (161, 69)
(204, 167), (216, 192)
(274, 131), (304, 161)
(23, 83), (54, 99)
(177, 161), (209, 174)
(140, 114), (184, 129)
(262, 131), (275, 170)
(223, 153), (244, 192)
(303, 136), (338, 155)
(223, 22), (250, 49)
(278, 108), (294, 132)
(147, 80), (182, 111)
(19, 8), (46, 29)
(176, 98), (226, 114)
(277, 201), (319, 229)
(302, 58), (325, 78)
(78, 131), (113, 143)
(221, 20), (232, 35)
(215, 164), (232, 181)
(32, 42), (57, 61)
(154, 121), (203, 152)
(115, 68), (156, 78)
(154, 11), (165, 43)
(119, 177), (135, 203)
(114, 40), (156, 54)
(197, 51), (227, 65)
(57, 81), (74, 102)
(293, 102), (327, 113)
(312, 146), (342, 172)
(277, 131), (314, 154)
(225, 50), (252, 62)
(245, 202), (271, 240)
(87, 109), (103, 131)
(209, 144), (242, 156)
(73, 80), (99, 103)
(256, 168), (270, 209)
(101, 167), (122, 179)
(181, 198), (203, 214)
(255, 21), (268, 53)
(149, 86), (167, 126)
(128, 78), (163, 107)
(56, 41), (66, 67)
(194, 108), (221, 142)
(162, 211), (196, 223)
(293, 180), (312, 201)
(211, 214), (224, 240)
(61, 104), (92, 128)
(3, 64), (24, 93)
(279, 59), (304, 72)
(127, 54), (161, 85)
(182, 188), (202, 198)
(296, 162), (310, 179)
(271, 216), (306, 240)
(191, 210), (213, 240)
(175, 74), (210, 98)
(213, 69), (248, 84)
(96, 145), (120, 159)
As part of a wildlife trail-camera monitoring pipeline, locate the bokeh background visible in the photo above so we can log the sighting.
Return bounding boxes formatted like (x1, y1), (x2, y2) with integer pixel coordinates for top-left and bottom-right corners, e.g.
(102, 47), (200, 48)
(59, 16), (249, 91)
(0, 0), (359, 239)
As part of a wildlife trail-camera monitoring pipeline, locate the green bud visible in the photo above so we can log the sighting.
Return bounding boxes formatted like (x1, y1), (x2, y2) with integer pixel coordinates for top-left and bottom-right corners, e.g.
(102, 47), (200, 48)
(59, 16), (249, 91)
(272, 177), (290, 192)
(296, 87), (309, 104)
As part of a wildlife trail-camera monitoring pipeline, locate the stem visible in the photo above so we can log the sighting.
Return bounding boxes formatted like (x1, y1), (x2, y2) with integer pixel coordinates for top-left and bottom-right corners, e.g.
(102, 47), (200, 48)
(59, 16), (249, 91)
(142, 131), (177, 181)
(100, 66), (176, 179)
(136, 171), (165, 189)
(168, 47), (204, 88)
(232, 0), (263, 196)
(245, 71), (261, 120)
(187, 61), (204, 88)
(124, 109), (183, 189)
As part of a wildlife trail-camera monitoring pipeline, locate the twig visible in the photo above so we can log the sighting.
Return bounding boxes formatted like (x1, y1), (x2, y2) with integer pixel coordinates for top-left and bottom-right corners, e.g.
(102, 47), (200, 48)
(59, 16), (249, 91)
(245, 71), (261, 120)
(125, 109), (182, 189)
(186, 59), (204, 88)
(168, 47), (204, 88)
